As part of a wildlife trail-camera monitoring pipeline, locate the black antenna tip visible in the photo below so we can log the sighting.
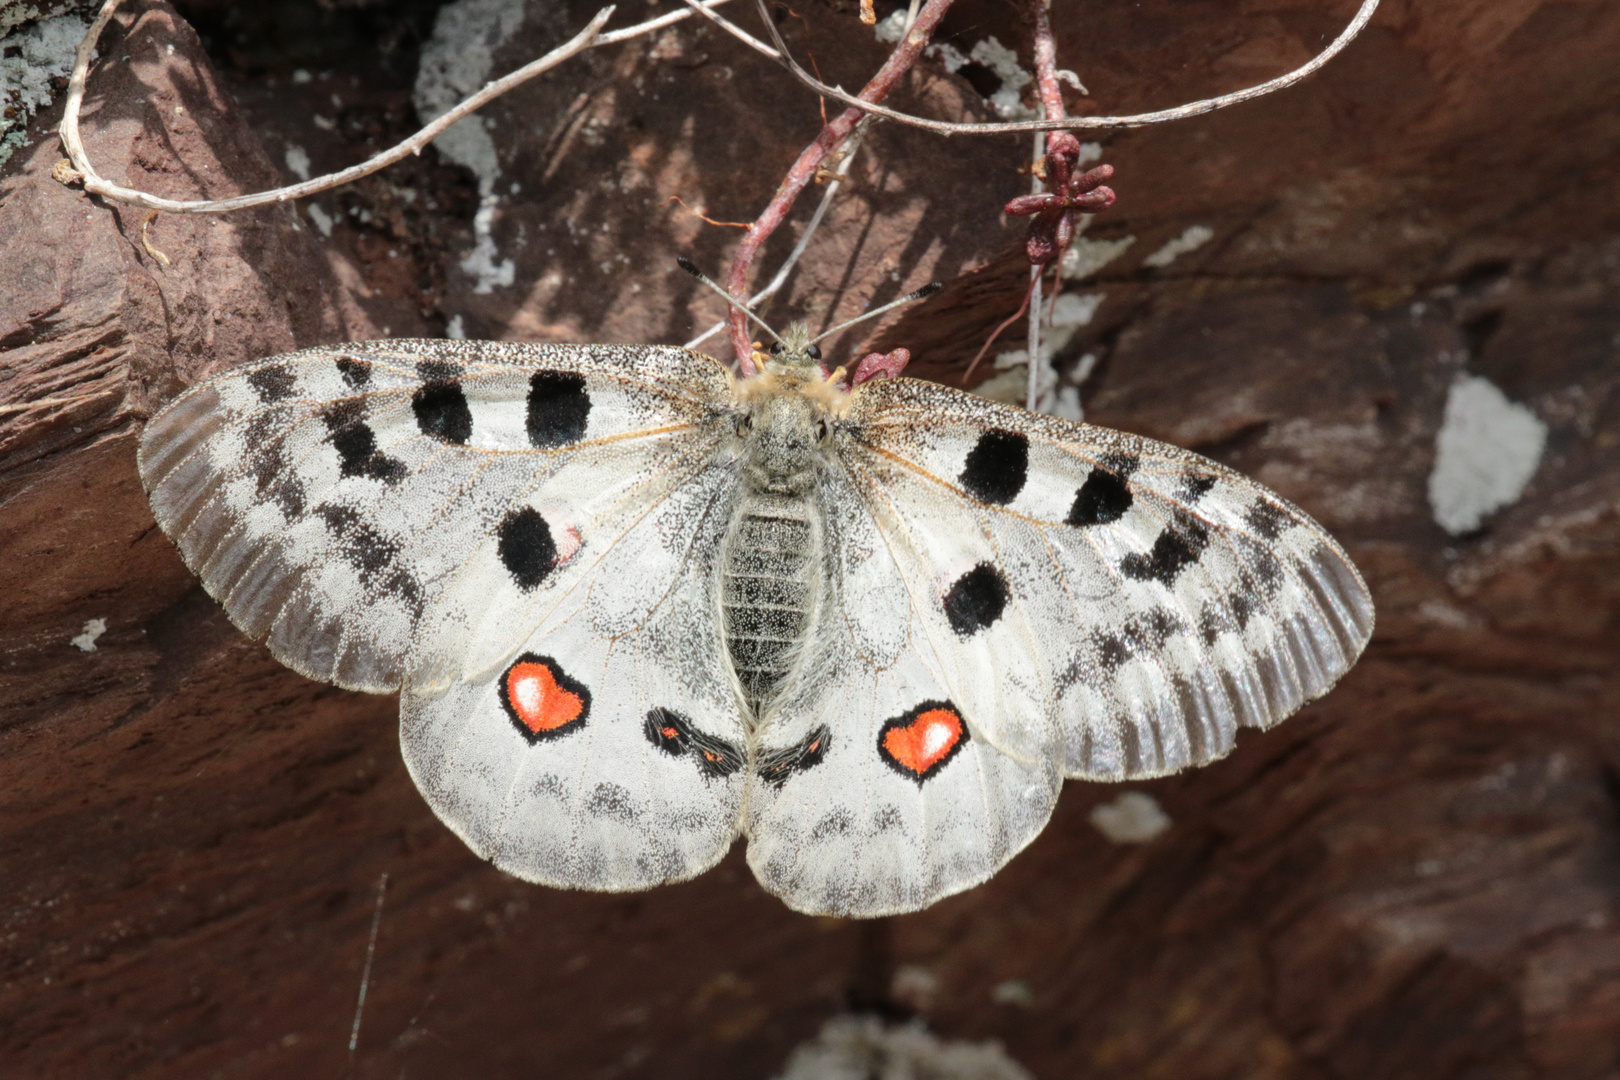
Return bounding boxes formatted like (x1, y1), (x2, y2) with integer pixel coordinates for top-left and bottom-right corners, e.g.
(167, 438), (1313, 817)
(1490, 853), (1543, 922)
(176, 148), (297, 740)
(676, 255), (702, 278)
(910, 281), (944, 300)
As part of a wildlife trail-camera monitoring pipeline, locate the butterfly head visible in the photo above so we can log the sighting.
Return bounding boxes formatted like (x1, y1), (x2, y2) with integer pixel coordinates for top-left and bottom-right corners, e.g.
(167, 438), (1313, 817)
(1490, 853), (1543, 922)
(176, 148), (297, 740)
(732, 343), (848, 494)
(753, 322), (825, 376)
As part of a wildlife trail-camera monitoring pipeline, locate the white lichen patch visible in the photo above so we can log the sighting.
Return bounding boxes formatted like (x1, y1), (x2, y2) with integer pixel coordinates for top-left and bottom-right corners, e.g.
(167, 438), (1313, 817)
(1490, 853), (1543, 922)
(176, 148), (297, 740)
(773, 1014), (1033, 1080)
(0, 12), (89, 168)
(1061, 233), (1134, 280)
(873, 10), (908, 42)
(415, 0), (528, 292)
(1143, 224), (1214, 268)
(972, 293), (1104, 417)
(283, 145), (311, 182)
(1428, 375), (1547, 535)
(968, 38), (1036, 120)
(878, 16), (1038, 121)
(70, 618), (107, 653)
(414, 0), (525, 193)
(1050, 292), (1104, 331)
(304, 202), (334, 238)
(1089, 791), (1171, 843)
(460, 195), (516, 293)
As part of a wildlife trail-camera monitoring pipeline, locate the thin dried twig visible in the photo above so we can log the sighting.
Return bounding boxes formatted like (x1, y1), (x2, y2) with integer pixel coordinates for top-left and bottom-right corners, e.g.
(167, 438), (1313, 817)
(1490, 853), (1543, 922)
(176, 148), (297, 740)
(1024, 136), (1045, 413)
(1026, 0), (1061, 412)
(675, 0), (779, 58)
(57, 0), (743, 213)
(724, 0), (956, 368)
(750, 0), (1381, 135)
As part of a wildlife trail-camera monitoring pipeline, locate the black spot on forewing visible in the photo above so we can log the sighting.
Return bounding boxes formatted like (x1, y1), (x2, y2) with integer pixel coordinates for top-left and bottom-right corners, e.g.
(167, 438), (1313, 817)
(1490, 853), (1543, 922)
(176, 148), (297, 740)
(382, 567), (424, 619)
(1094, 607), (1183, 671)
(1067, 467), (1133, 526)
(497, 507), (559, 590)
(412, 379), (473, 444)
(527, 371), (591, 447)
(1230, 591), (1259, 630)
(245, 413), (287, 490)
(1245, 498), (1291, 540)
(643, 708), (743, 780)
(1121, 510), (1210, 586)
(1241, 538), (1286, 591)
(1199, 606), (1227, 646)
(269, 475), (306, 519)
(317, 503), (399, 580)
(336, 356), (371, 388)
(959, 429), (1028, 505)
(323, 402), (407, 484)
(942, 563), (1009, 636)
(1131, 605), (1181, 650)
(323, 398), (366, 429)
(417, 360), (462, 382)
(756, 725), (831, 788)
(247, 364), (297, 403)
(1095, 632), (1132, 671)
(244, 418), (310, 520)
(1181, 474), (1219, 502)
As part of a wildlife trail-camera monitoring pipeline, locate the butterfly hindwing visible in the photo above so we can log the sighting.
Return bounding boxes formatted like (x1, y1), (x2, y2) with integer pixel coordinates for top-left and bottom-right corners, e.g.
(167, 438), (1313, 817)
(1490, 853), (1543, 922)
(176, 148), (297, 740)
(743, 463), (1062, 918)
(401, 454), (751, 890)
(138, 340), (733, 692)
(839, 376), (1374, 780)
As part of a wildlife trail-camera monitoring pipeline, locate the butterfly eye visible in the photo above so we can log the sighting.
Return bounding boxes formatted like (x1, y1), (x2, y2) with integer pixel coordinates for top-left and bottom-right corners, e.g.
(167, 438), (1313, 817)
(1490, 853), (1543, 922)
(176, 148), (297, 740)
(805, 344), (823, 362)
(768, 342), (785, 356)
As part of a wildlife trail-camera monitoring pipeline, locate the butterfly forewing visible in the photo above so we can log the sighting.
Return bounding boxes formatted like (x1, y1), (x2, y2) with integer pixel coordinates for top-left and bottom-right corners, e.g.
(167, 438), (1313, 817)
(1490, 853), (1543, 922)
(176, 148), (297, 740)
(138, 340), (734, 692)
(840, 376), (1374, 780)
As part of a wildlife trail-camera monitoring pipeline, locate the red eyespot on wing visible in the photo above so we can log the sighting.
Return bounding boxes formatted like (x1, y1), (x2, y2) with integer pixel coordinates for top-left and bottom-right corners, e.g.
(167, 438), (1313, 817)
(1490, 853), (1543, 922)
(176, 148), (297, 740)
(499, 654), (590, 742)
(878, 701), (968, 783)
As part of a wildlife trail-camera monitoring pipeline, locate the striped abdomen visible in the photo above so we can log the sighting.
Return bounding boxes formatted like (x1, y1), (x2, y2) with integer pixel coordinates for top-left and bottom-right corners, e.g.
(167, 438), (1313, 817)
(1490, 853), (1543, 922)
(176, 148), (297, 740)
(721, 492), (821, 718)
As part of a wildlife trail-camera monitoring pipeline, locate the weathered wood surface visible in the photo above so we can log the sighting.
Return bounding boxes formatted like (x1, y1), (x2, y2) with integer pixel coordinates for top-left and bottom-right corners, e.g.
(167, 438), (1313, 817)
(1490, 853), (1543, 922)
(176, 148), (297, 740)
(2, 0), (1617, 1076)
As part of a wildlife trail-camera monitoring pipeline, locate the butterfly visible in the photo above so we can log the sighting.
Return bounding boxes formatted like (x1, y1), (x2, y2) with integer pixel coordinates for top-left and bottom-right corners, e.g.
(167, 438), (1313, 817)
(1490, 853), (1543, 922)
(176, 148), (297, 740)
(136, 288), (1373, 918)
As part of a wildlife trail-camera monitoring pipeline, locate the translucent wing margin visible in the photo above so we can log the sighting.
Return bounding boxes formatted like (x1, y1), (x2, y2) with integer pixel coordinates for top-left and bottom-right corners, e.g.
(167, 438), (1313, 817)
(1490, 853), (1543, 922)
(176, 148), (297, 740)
(137, 339), (733, 693)
(838, 376), (1375, 780)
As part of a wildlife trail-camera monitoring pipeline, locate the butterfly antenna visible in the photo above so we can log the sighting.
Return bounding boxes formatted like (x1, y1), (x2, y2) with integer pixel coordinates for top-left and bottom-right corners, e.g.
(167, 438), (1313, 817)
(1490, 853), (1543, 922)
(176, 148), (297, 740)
(808, 281), (943, 346)
(676, 256), (783, 344)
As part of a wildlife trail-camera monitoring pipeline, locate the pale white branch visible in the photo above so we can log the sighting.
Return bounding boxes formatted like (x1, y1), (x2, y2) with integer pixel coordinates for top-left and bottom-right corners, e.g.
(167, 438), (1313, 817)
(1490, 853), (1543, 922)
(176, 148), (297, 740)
(675, 0), (779, 59)
(57, 0), (743, 213)
(750, 0), (1382, 135)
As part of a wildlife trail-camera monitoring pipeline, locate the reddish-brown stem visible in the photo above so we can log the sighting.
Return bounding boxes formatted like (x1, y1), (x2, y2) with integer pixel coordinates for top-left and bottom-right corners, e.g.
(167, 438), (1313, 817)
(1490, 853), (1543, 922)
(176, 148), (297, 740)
(1030, 0), (1066, 127)
(724, 0), (956, 369)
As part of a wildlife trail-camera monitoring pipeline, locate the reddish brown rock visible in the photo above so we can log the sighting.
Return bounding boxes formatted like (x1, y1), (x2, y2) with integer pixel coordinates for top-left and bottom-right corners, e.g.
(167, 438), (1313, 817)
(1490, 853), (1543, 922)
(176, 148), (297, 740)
(2, 0), (1618, 1077)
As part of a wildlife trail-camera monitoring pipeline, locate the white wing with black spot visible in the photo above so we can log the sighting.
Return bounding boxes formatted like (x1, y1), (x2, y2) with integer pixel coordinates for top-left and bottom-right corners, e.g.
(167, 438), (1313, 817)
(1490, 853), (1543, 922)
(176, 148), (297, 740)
(743, 461), (1062, 918)
(137, 340), (734, 693)
(836, 376), (1374, 781)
